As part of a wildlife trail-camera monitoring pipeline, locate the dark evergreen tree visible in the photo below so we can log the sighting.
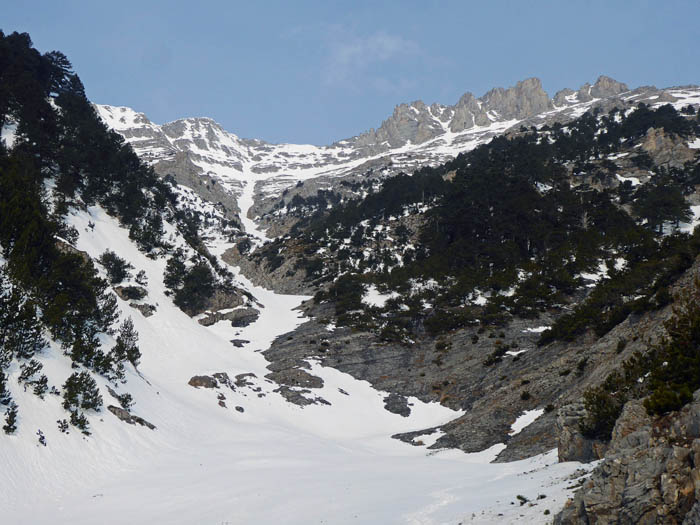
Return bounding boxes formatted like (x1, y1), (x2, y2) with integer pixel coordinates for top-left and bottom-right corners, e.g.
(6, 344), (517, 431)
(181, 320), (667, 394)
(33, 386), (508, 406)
(98, 250), (134, 284)
(3, 402), (17, 434)
(111, 317), (141, 368)
(62, 371), (102, 434)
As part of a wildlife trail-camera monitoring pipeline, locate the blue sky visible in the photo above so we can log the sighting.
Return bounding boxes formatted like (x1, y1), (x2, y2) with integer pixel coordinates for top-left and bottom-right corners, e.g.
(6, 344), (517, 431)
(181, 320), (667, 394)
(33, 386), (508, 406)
(3, 1), (699, 145)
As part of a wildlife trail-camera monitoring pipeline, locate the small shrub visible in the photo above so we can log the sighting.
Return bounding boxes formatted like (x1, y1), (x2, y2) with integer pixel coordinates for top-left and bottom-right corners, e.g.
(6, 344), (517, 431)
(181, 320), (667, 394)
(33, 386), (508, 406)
(616, 338), (627, 354)
(579, 386), (625, 440)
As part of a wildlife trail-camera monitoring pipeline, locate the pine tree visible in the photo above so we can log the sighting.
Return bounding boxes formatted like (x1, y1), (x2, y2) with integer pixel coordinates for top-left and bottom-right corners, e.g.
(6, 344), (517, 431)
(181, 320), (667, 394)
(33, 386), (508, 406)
(62, 371), (103, 412)
(3, 402), (17, 434)
(97, 249), (133, 284)
(0, 370), (10, 406)
(111, 317), (141, 369)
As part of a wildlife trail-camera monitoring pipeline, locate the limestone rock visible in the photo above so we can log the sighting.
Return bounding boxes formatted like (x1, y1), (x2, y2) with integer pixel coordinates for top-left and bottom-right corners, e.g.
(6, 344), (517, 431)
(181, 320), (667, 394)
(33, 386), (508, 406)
(228, 307), (260, 328)
(107, 405), (156, 430)
(481, 78), (553, 120)
(234, 373), (257, 389)
(383, 393), (411, 417)
(129, 302), (156, 317)
(556, 403), (608, 463)
(55, 239), (90, 264)
(590, 75), (629, 98)
(556, 392), (700, 524)
(187, 375), (218, 389)
(266, 368), (323, 389)
(114, 285), (147, 301)
(449, 92), (490, 132)
(642, 127), (696, 169)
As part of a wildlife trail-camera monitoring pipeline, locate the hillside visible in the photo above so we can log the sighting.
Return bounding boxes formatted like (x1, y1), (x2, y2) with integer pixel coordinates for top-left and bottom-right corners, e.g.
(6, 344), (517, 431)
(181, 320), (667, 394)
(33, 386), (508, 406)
(5, 26), (700, 524)
(0, 29), (603, 525)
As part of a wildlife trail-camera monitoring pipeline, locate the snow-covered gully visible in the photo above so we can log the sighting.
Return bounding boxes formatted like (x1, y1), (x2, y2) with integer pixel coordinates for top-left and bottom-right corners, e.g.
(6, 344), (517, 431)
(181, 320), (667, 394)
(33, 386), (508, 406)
(2, 196), (591, 525)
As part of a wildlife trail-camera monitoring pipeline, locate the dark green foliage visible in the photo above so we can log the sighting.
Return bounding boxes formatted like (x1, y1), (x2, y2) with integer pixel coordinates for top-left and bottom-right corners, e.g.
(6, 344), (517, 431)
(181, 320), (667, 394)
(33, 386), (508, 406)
(644, 282), (700, 415)
(0, 370), (10, 405)
(173, 261), (216, 314)
(62, 371), (102, 434)
(578, 280), (700, 438)
(116, 392), (133, 411)
(579, 387), (626, 440)
(163, 249), (187, 290)
(425, 307), (476, 335)
(164, 249), (218, 314)
(325, 274), (365, 318)
(135, 270), (148, 287)
(62, 371), (102, 412)
(98, 250), (134, 284)
(290, 102), (700, 338)
(236, 238), (252, 255)
(3, 402), (17, 434)
(111, 317), (141, 368)
(69, 410), (90, 434)
(17, 359), (43, 388)
(0, 269), (47, 362)
(540, 231), (700, 345)
(632, 177), (691, 233)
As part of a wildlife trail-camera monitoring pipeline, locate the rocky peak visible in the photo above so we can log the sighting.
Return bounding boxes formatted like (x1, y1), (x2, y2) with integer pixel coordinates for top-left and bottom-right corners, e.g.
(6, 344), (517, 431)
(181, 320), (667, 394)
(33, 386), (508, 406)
(449, 91), (490, 132)
(481, 77), (553, 120)
(353, 99), (446, 150)
(590, 75), (629, 98)
(554, 76), (629, 106)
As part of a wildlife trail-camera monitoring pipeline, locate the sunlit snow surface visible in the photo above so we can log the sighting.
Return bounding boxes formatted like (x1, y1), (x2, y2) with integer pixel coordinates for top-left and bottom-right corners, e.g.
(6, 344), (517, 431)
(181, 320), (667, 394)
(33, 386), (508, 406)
(1, 120), (17, 148)
(0, 200), (593, 524)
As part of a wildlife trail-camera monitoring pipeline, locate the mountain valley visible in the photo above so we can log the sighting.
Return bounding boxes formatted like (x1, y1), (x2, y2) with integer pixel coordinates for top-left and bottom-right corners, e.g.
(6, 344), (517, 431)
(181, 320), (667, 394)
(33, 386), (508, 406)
(3, 28), (700, 524)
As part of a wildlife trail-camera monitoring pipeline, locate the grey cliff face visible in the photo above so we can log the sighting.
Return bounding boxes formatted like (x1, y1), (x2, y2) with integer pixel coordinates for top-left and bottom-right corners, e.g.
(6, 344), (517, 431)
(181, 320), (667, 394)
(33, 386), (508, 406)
(346, 75), (634, 153)
(481, 77), (553, 120)
(555, 395), (700, 525)
(449, 92), (490, 132)
(590, 75), (629, 98)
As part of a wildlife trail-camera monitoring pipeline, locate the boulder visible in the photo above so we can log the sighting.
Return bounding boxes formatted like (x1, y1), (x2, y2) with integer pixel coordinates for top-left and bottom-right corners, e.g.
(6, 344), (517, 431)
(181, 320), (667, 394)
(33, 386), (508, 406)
(107, 405), (156, 430)
(130, 302), (156, 317)
(556, 403), (608, 462)
(187, 375), (218, 389)
(114, 285), (147, 301)
(229, 307), (260, 328)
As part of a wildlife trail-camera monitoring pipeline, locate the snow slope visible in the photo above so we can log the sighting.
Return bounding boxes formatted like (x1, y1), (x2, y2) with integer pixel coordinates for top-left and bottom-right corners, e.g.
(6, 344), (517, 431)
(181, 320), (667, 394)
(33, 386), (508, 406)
(1, 191), (592, 524)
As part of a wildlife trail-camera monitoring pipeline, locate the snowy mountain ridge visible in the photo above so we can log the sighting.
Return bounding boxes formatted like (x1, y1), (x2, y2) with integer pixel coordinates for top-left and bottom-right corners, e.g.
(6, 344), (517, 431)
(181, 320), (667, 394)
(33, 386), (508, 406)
(97, 77), (700, 238)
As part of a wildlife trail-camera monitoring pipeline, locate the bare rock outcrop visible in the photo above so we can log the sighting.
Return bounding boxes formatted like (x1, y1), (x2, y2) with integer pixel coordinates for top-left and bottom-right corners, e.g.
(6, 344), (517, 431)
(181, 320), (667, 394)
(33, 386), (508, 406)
(481, 77), (553, 120)
(198, 306), (260, 327)
(107, 405), (156, 430)
(556, 394), (700, 524)
(642, 127), (696, 169)
(556, 403), (608, 463)
(188, 375), (219, 389)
